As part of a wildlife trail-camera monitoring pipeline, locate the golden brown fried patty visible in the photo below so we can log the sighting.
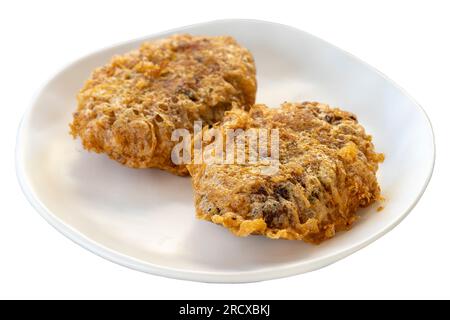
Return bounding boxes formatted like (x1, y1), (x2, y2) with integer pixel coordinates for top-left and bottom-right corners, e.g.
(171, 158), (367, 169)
(187, 102), (384, 243)
(70, 34), (256, 175)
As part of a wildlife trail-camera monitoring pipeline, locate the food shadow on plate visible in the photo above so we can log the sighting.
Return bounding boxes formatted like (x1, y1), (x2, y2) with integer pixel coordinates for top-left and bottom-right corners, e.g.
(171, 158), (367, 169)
(175, 200), (381, 271)
(67, 148), (194, 214)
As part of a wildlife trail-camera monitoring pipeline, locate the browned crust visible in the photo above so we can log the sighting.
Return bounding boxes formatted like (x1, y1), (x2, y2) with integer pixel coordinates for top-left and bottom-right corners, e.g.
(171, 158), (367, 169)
(70, 34), (256, 175)
(188, 102), (384, 243)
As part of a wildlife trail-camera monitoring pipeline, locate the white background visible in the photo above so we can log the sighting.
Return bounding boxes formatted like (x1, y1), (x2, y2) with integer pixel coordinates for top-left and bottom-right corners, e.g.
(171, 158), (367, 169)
(1, 0), (449, 299)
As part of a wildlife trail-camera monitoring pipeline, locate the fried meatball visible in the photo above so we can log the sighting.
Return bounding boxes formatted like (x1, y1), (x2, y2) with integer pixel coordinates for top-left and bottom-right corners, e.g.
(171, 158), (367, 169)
(187, 102), (384, 243)
(70, 34), (256, 175)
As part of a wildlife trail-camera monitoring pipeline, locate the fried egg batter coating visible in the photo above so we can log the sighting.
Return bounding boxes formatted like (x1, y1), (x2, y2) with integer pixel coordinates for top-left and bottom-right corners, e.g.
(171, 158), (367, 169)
(188, 102), (384, 243)
(70, 34), (256, 175)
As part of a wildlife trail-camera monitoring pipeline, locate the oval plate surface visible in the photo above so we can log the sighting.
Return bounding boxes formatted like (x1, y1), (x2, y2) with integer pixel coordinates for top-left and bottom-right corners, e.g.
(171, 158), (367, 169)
(16, 19), (435, 283)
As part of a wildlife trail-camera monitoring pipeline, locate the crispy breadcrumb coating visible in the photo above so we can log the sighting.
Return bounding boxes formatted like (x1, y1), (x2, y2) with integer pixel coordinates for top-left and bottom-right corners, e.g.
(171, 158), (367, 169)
(70, 34), (256, 175)
(188, 102), (384, 243)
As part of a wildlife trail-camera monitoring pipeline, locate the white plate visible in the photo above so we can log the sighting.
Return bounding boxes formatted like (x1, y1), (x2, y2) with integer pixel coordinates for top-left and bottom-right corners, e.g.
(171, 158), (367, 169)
(16, 19), (435, 283)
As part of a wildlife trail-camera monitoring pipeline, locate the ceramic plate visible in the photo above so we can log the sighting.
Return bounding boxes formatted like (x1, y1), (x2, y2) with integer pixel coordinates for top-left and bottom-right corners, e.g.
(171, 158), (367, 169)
(16, 19), (435, 282)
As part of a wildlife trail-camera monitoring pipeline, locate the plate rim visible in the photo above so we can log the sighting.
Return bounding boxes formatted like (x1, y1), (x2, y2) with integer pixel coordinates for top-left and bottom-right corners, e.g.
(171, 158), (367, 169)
(15, 18), (436, 283)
